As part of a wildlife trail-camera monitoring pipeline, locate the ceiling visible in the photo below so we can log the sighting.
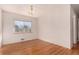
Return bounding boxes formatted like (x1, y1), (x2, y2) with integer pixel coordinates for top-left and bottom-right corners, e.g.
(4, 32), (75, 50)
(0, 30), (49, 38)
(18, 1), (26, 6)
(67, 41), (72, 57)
(71, 4), (79, 16)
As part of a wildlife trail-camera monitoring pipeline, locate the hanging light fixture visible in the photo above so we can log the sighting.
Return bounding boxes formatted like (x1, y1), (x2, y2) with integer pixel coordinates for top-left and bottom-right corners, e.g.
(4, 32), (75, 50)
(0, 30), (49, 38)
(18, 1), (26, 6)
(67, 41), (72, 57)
(29, 4), (33, 17)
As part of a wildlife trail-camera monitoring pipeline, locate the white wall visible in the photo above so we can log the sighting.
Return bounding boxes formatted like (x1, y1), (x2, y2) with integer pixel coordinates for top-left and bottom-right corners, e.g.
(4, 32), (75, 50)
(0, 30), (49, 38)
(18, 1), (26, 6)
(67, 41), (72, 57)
(38, 4), (71, 49)
(0, 9), (2, 47)
(0, 4), (38, 45)
(2, 11), (38, 45)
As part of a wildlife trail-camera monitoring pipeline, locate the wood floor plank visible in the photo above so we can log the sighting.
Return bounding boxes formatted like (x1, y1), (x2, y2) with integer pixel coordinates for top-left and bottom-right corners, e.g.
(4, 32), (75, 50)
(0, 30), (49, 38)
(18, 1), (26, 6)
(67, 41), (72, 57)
(0, 39), (79, 55)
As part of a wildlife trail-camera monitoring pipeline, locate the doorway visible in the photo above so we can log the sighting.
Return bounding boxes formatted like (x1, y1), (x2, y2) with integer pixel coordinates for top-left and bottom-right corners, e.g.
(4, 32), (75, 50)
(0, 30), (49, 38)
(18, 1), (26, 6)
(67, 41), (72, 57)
(71, 10), (79, 48)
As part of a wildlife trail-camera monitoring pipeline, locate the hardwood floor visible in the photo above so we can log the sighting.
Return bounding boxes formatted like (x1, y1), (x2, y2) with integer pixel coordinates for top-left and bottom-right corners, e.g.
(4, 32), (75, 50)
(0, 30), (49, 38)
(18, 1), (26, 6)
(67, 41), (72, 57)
(0, 39), (79, 55)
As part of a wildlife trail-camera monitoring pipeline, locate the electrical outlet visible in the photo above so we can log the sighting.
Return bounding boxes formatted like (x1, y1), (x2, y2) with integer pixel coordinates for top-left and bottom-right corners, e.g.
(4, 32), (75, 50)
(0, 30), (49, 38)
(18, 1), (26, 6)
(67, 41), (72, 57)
(21, 38), (24, 40)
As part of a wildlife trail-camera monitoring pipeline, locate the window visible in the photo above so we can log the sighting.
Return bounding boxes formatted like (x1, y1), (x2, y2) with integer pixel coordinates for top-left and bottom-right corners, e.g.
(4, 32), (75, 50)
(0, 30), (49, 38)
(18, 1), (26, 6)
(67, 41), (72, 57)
(15, 20), (32, 33)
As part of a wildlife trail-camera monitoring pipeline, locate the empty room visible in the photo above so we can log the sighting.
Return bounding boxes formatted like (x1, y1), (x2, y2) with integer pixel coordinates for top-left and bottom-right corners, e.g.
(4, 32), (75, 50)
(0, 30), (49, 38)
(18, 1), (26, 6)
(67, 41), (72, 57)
(0, 4), (79, 55)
